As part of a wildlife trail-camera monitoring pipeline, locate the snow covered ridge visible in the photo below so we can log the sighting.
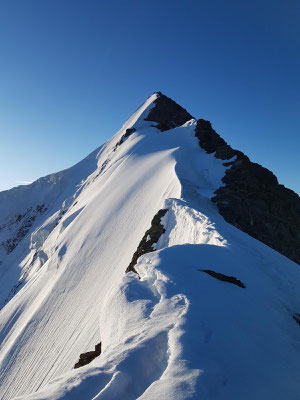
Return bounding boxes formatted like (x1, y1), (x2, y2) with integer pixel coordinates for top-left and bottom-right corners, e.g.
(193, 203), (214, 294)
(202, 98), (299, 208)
(0, 92), (300, 400)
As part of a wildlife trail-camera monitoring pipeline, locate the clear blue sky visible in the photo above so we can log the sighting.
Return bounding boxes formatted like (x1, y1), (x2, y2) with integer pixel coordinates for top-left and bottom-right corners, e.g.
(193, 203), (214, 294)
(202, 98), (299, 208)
(0, 0), (299, 194)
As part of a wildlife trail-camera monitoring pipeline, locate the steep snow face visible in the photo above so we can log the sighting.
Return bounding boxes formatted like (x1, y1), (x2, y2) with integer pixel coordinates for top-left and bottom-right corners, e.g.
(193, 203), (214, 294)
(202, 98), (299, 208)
(0, 93), (192, 399)
(1, 93), (300, 400)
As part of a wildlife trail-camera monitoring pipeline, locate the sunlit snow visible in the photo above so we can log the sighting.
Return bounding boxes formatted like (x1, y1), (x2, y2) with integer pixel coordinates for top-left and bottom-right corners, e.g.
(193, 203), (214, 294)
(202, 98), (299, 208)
(0, 94), (299, 400)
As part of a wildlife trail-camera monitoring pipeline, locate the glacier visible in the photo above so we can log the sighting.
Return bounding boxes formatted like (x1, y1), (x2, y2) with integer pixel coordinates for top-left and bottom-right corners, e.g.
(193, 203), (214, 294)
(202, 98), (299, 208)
(0, 93), (299, 400)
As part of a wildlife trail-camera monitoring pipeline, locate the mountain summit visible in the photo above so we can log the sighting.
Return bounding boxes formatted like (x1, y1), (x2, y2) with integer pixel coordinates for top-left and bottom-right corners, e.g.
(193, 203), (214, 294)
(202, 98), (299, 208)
(0, 93), (299, 400)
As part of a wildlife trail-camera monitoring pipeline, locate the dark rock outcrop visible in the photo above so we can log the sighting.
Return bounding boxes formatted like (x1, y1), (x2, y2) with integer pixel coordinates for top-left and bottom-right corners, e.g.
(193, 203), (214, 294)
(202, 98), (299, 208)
(114, 128), (136, 149)
(201, 270), (246, 288)
(195, 119), (300, 265)
(145, 92), (193, 131)
(1, 204), (47, 255)
(74, 342), (101, 369)
(126, 209), (168, 274)
(293, 313), (300, 326)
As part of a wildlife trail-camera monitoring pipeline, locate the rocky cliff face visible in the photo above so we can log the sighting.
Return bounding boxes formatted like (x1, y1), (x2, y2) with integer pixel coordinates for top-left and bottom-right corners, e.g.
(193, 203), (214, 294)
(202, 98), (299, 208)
(195, 119), (300, 265)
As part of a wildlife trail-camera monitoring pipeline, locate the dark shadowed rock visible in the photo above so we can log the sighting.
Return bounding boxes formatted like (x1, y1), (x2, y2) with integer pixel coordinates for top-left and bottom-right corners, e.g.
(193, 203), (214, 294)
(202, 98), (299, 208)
(293, 313), (300, 326)
(74, 342), (101, 369)
(114, 128), (136, 149)
(1, 204), (47, 255)
(201, 269), (246, 288)
(195, 119), (300, 265)
(126, 209), (168, 274)
(145, 92), (194, 131)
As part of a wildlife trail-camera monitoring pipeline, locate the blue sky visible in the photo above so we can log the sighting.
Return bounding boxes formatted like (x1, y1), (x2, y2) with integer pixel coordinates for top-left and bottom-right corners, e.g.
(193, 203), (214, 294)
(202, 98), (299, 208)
(0, 0), (299, 194)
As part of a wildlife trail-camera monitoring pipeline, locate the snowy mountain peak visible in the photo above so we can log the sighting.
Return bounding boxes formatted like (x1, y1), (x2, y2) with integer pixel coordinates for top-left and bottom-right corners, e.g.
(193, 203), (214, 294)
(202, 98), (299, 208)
(0, 93), (300, 400)
(118, 91), (194, 134)
(145, 91), (194, 131)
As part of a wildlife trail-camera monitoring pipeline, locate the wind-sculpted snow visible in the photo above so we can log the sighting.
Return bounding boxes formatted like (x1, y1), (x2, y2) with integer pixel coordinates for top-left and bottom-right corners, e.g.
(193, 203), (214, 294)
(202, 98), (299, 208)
(13, 248), (198, 400)
(14, 212), (300, 400)
(0, 93), (300, 400)
(156, 198), (227, 249)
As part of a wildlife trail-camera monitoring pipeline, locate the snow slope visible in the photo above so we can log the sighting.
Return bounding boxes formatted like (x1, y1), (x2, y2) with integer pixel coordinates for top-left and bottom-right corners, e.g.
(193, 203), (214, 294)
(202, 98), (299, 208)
(0, 93), (300, 400)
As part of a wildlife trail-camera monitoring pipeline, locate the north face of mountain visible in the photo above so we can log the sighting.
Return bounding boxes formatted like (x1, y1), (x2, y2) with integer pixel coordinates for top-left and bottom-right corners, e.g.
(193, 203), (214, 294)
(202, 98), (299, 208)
(195, 118), (300, 265)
